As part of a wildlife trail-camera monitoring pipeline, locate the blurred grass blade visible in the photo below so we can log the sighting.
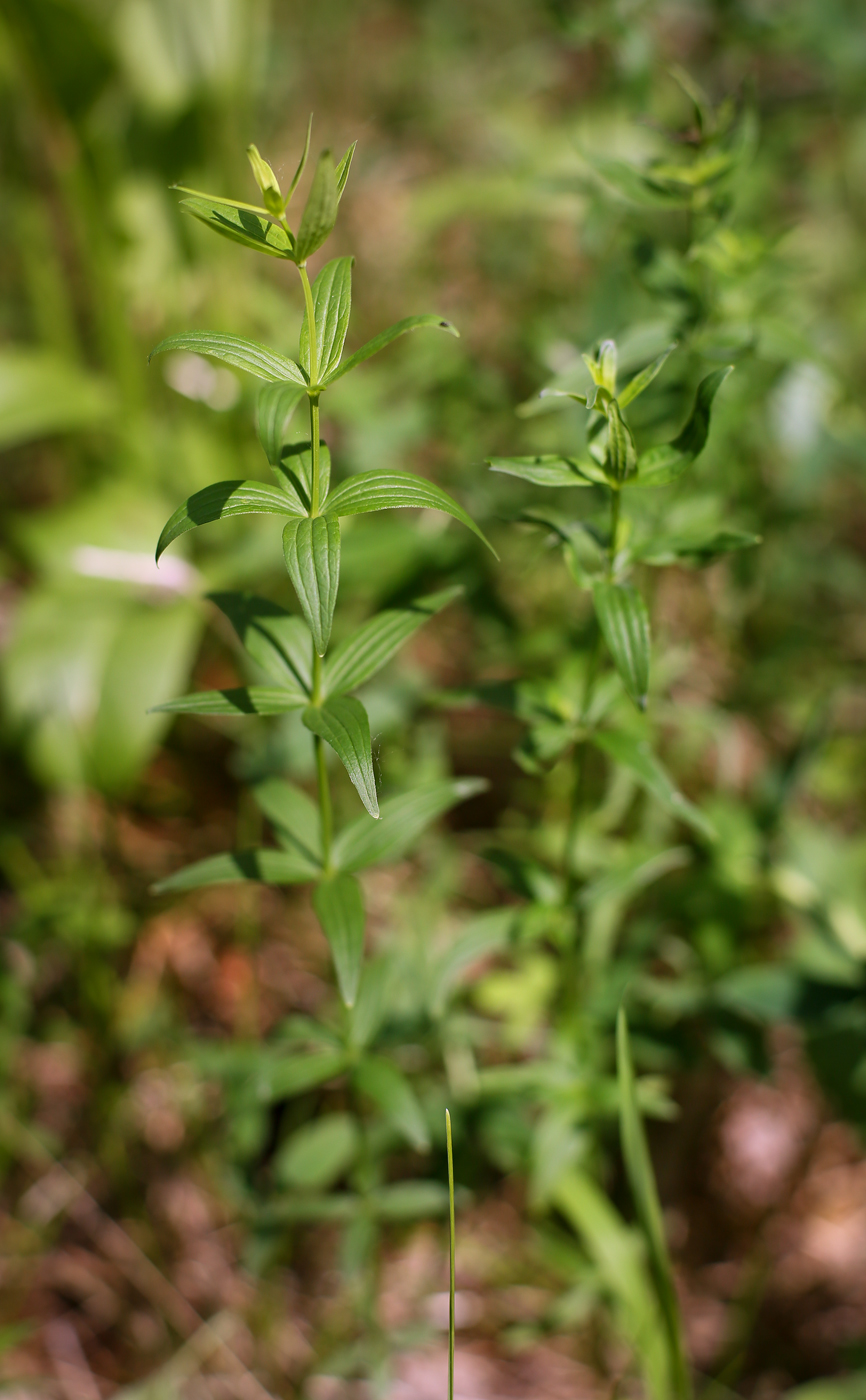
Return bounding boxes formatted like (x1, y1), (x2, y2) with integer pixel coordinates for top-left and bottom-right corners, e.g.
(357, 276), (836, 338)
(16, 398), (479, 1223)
(324, 470), (495, 554)
(618, 344), (677, 409)
(303, 696), (378, 818)
(156, 482), (304, 562)
(295, 149), (338, 263)
(323, 585), (462, 696)
(150, 331), (306, 384)
(150, 686), (307, 716)
(253, 777), (322, 864)
(633, 367), (733, 487)
(592, 730), (716, 840)
(487, 454), (595, 487)
(592, 581), (650, 709)
(323, 314), (458, 385)
(177, 193), (294, 257)
(617, 1007), (691, 1400)
(153, 848), (320, 894)
(354, 1055), (430, 1151)
(257, 382), (307, 467)
(313, 873), (366, 1006)
(299, 256), (354, 381)
(333, 777), (486, 873)
(282, 516), (341, 656)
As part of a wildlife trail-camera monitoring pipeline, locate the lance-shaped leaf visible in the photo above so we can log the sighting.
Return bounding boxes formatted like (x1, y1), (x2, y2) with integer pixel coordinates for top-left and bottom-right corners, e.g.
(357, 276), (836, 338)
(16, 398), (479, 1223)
(286, 115), (313, 203)
(209, 593), (312, 694)
(156, 482), (304, 563)
(633, 527), (760, 567)
(324, 586), (462, 696)
(150, 331), (306, 384)
(299, 256), (354, 382)
(282, 516), (341, 656)
(354, 1055), (430, 1152)
(335, 142), (357, 199)
(487, 455), (595, 488)
(257, 381), (306, 468)
(607, 400), (637, 483)
(593, 581), (650, 710)
(322, 314), (459, 386)
(313, 874), (366, 1007)
(324, 470), (495, 554)
(303, 696), (378, 818)
(617, 1009), (691, 1400)
(254, 1051), (348, 1104)
(632, 367), (733, 488)
(295, 150), (338, 263)
(253, 777), (322, 864)
(153, 847), (320, 894)
(333, 777), (487, 874)
(176, 192), (294, 258)
(592, 729), (716, 841)
(271, 440), (331, 512)
(618, 344), (677, 409)
(150, 686), (307, 716)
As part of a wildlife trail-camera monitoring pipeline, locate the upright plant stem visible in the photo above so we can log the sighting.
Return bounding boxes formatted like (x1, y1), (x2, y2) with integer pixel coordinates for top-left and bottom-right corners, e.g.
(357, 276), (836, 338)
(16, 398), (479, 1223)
(297, 260), (332, 871)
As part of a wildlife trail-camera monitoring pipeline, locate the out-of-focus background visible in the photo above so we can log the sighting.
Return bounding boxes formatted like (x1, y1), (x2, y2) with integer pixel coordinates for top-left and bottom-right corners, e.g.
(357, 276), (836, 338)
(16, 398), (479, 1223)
(2, 0), (866, 1396)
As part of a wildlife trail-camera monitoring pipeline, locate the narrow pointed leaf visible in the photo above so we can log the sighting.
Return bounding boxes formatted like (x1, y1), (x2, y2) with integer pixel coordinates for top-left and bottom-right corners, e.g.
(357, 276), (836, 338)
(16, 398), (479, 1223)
(591, 729), (716, 841)
(282, 516), (341, 656)
(333, 777), (486, 874)
(633, 367), (733, 487)
(287, 115), (313, 202)
(618, 345), (677, 409)
(354, 1056), (430, 1151)
(150, 686), (306, 716)
(313, 874), (366, 1006)
(295, 150), (338, 263)
(153, 848), (320, 894)
(303, 696), (378, 817)
(324, 470), (495, 554)
(177, 194), (294, 258)
(335, 142), (357, 199)
(618, 1009), (691, 1400)
(607, 400), (637, 483)
(253, 777), (322, 863)
(156, 482), (304, 562)
(257, 381), (306, 468)
(323, 314), (459, 386)
(634, 528), (761, 567)
(487, 455), (594, 488)
(208, 593), (312, 693)
(149, 331), (306, 384)
(273, 440), (331, 512)
(324, 586), (462, 696)
(300, 256), (354, 381)
(592, 581), (650, 709)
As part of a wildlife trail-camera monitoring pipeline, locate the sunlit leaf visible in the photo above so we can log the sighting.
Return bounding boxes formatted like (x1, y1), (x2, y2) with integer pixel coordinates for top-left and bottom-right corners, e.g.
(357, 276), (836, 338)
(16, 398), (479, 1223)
(324, 586), (462, 696)
(149, 331), (306, 384)
(313, 873), (366, 1006)
(150, 686), (306, 716)
(0, 348), (113, 449)
(592, 581), (650, 709)
(332, 777), (486, 873)
(253, 777), (322, 864)
(295, 149), (338, 263)
(257, 381), (307, 468)
(208, 593), (312, 694)
(177, 193), (294, 258)
(303, 696), (378, 817)
(487, 455), (594, 488)
(282, 516), (341, 656)
(153, 847), (320, 894)
(323, 314), (459, 385)
(324, 470), (495, 554)
(299, 256), (354, 382)
(156, 482), (305, 562)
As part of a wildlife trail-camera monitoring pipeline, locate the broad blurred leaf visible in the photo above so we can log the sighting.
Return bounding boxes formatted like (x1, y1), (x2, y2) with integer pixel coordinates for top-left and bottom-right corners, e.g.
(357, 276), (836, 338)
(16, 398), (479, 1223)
(178, 193), (293, 258)
(323, 314), (459, 385)
(354, 1055), (430, 1151)
(592, 730), (715, 840)
(295, 150), (338, 263)
(0, 348), (113, 449)
(153, 847), (320, 894)
(324, 585), (462, 696)
(156, 481), (303, 562)
(633, 368), (732, 487)
(487, 454), (594, 487)
(634, 527), (760, 566)
(254, 777), (322, 863)
(313, 873), (366, 1006)
(255, 1051), (347, 1103)
(276, 1114), (359, 1190)
(592, 581), (650, 710)
(300, 256), (354, 381)
(324, 470), (494, 553)
(282, 516), (341, 656)
(151, 685), (306, 715)
(333, 777), (486, 873)
(150, 331), (305, 383)
(303, 696), (378, 817)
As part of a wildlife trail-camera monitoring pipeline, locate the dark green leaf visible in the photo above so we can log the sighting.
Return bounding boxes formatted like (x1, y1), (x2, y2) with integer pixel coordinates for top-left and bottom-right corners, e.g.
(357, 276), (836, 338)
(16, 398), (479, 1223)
(618, 1009), (691, 1400)
(153, 848), (320, 894)
(303, 696), (378, 817)
(257, 381), (307, 468)
(323, 314), (459, 386)
(149, 331), (305, 384)
(634, 528), (761, 566)
(335, 142), (357, 199)
(324, 586), (462, 696)
(272, 440), (331, 511)
(333, 777), (486, 873)
(487, 455), (595, 488)
(253, 777), (322, 864)
(282, 516), (341, 656)
(592, 582), (650, 709)
(592, 730), (715, 841)
(313, 873), (366, 1006)
(324, 470), (495, 554)
(299, 256), (354, 382)
(156, 482), (304, 563)
(150, 686), (307, 716)
(295, 150), (338, 263)
(633, 367), (733, 487)
(618, 345), (677, 409)
(208, 593), (312, 693)
(177, 193), (294, 258)
(354, 1055), (430, 1151)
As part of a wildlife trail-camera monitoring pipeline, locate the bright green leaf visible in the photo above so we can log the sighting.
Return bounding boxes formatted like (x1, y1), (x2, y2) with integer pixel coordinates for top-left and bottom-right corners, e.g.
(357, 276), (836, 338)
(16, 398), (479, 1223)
(156, 482), (305, 563)
(592, 581), (650, 709)
(255, 1051), (347, 1104)
(149, 331), (306, 384)
(607, 401), (637, 483)
(177, 193), (294, 258)
(322, 314), (459, 386)
(299, 256), (354, 382)
(324, 586), (462, 696)
(634, 527), (761, 566)
(335, 142), (357, 199)
(333, 777), (486, 874)
(295, 149), (338, 263)
(0, 348), (113, 450)
(282, 516), (341, 656)
(150, 686), (307, 716)
(276, 1114), (359, 1190)
(303, 696), (378, 817)
(354, 1055), (430, 1152)
(313, 873), (366, 1006)
(257, 381), (306, 468)
(324, 470), (495, 554)
(487, 455), (595, 488)
(273, 440), (331, 511)
(246, 143), (283, 216)
(618, 344), (677, 409)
